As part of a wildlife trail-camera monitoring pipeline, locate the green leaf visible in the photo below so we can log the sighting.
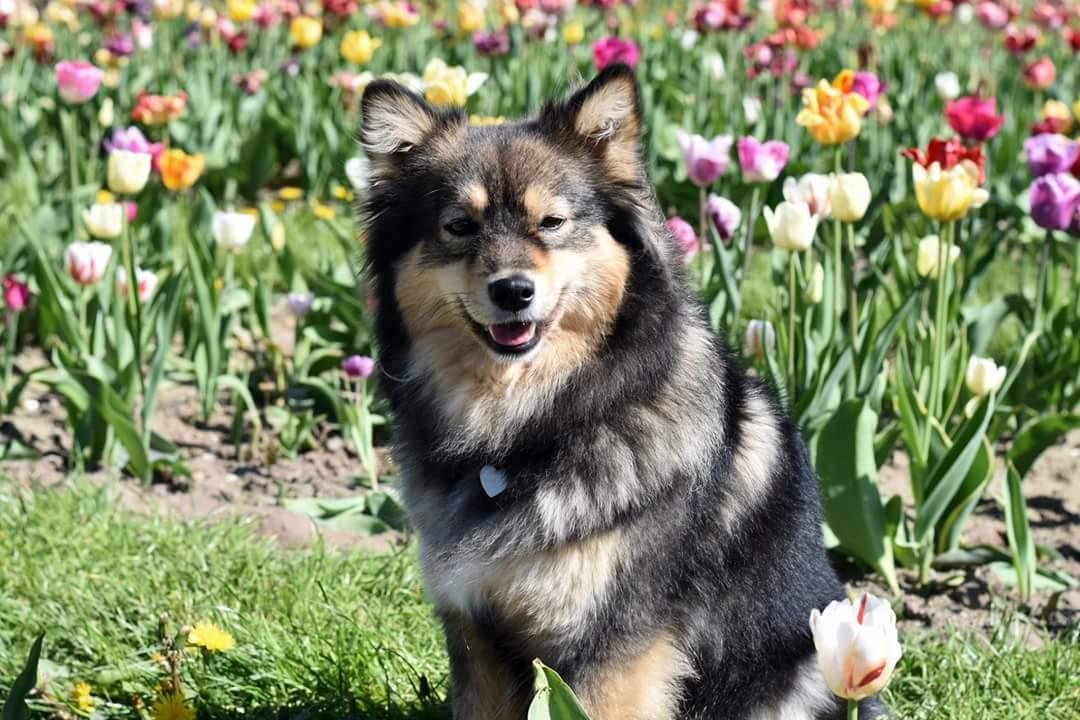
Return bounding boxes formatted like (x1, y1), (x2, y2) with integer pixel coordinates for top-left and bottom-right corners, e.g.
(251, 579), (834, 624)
(815, 398), (897, 593)
(528, 660), (592, 720)
(70, 370), (151, 482)
(1002, 463), (1036, 600)
(1007, 414), (1080, 479)
(2, 634), (44, 720)
(935, 438), (994, 554)
(857, 291), (918, 395)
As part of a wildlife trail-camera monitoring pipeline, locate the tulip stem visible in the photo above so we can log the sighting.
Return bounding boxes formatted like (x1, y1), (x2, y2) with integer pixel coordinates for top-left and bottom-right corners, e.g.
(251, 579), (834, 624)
(847, 699), (859, 720)
(846, 223), (859, 379)
(833, 218), (844, 347)
(120, 214), (148, 451)
(741, 186), (761, 284)
(1, 312), (15, 411)
(788, 251), (797, 393)
(698, 186), (709, 291)
(1034, 232), (1051, 330)
(61, 111), (81, 241)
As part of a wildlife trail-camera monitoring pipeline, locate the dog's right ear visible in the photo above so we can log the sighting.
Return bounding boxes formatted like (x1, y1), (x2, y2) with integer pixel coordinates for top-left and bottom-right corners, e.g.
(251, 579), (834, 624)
(360, 80), (440, 157)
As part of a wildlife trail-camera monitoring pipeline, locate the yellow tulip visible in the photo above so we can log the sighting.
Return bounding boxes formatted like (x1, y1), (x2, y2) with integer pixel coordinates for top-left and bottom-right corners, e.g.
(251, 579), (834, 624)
(457, 2), (484, 33)
(159, 149), (205, 191)
(340, 30), (381, 65)
(796, 80), (870, 145)
(226, 0), (255, 22)
(422, 59), (482, 108)
(381, 2), (419, 28)
(290, 16), (322, 49)
(562, 22), (584, 45)
(863, 0), (897, 11)
(497, 0), (519, 24)
(1041, 99), (1073, 134)
(912, 161), (988, 222)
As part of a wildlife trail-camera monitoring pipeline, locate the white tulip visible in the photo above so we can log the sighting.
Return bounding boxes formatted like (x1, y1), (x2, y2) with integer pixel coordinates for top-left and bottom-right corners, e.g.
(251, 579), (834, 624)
(783, 173), (832, 219)
(743, 319), (775, 360)
(805, 261), (824, 305)
(107, 149), (151, 195)
(810, 592), (902, 701)
(934, 72), (961, 101)
(916, 235), (960, 279)
(117, 266), (158, 303)
(954, 3), (974, 23)
(763, 201), (818, 252)
(965, 355), (1006, 397)
(702, 52), (726, 81)
(829, 173), (872, 222)
(83, 202), (124, 239)
(742, 96), (763, 126)
(211, 210), (257, 251)
(64, 241), (113, 286)
(679, 29), (699, 50)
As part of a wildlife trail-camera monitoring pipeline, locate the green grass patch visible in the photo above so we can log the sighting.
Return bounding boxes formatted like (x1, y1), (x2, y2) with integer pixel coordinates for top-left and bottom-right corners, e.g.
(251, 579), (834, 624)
(1, 481), (1077, 719)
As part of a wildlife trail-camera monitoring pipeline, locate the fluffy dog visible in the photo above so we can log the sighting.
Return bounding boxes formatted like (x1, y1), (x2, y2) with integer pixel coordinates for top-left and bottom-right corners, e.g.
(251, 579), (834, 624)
(359, 65), (885, 719)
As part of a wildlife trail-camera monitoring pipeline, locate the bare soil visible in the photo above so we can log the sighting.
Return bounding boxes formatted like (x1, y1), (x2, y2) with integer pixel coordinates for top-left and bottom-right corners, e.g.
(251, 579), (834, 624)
(3, 359), (1078, 635)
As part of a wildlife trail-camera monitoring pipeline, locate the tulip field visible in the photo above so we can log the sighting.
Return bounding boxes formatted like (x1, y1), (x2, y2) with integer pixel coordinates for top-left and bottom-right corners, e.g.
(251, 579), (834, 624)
(2, 0), (1080, 717)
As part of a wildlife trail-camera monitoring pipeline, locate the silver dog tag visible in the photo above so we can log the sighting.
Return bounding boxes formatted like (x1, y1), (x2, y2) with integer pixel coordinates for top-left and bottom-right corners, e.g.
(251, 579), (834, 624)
(479, 465), (508, 498)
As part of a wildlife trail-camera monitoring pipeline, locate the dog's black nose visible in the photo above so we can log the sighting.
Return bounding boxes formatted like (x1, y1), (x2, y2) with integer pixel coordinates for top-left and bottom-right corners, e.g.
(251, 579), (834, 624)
(488, 276), (535, 312)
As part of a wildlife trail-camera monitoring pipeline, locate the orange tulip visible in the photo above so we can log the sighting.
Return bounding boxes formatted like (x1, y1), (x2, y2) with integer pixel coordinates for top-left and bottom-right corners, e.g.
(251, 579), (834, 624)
(159, 149), (205, 190)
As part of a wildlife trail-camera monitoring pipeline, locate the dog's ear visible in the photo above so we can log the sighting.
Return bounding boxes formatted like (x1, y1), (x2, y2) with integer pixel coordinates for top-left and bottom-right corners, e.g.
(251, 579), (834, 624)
(541, 64), (643, 183)
(360, 80), (443, 158)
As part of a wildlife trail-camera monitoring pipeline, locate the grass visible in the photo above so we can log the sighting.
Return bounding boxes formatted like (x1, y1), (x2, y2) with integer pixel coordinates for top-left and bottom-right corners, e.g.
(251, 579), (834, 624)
(2, 480), (1078, 720)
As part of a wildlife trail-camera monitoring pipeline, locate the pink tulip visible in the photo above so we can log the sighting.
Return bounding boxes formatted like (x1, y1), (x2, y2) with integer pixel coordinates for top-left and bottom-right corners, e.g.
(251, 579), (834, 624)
(591, 36), (640, 71)
(666, 216), (701, 258)
(2, 275), (31, 313)
(117, 266), (159, 303)
(55, 60), (104, 104)
(64, 241), (113, 287)
(736, 137), (789, 183)
(675, 130), (733, 187)
(1023, 57), (1056, 89)
(706, 194), (742, 243)
(851, 72), (885, 107)
(975, 1), (1008, 28)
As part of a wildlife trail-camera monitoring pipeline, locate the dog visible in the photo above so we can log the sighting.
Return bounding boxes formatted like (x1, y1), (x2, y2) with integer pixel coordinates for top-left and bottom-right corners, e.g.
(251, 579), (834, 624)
(359, 65), (885, 719)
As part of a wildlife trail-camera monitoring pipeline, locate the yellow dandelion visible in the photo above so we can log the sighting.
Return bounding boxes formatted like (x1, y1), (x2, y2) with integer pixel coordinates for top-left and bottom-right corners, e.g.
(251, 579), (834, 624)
(72, 682), (95, 712)
(188, 620), (235, 652)
(331, 184), (354, 202)
(277, 186), (304, 201)
(153, 694), (195, 720)
(311, 202), (336, 221)
(270, 200), (286, 213)
(150, 651), (167, 666)
(239, 207), (260, 217)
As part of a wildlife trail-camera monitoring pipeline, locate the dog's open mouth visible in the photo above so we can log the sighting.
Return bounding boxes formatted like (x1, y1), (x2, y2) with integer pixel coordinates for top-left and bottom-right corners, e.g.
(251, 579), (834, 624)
(485, 321), (540, 355)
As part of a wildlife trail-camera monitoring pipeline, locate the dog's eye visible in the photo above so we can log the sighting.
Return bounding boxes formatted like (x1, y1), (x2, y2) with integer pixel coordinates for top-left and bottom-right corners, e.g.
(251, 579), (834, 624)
(539, 216), (566, 231)
(444, 218), (480, 236)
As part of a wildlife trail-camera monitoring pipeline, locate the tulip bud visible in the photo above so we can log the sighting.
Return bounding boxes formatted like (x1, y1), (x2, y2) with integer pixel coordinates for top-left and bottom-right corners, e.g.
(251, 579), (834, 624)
(810, 592), (902, 701)
(742, 96), (762, 126)
(286, 292), (314, 317)
(665, 217), (700, 259)
(763, 201), (818, 252)
(64, 241), (113, 286)
(117, 266), (159, 303)
(341, 354), (375, 379)
(706, 194), (742, 243)
(2, 275), (32, 313)
(783, 174), (831, 219)
(83, 202), (124, 239)
(98, 96), (114, 128)
(702, 52), (725, 81)
(934, 72), (960, 101)
(743, 320), (775, 360)
(804, 261), (824, 304)
(916, 235), (960, 279)
(211, 210), (257, 251)
(269, 220), (286, 251)
(737, 136), (790, 184)
(675, 129), (733, 187)
(107, 149), (151, 195)
(965, 355), (1006, 396)
(829, 172), (872, 222)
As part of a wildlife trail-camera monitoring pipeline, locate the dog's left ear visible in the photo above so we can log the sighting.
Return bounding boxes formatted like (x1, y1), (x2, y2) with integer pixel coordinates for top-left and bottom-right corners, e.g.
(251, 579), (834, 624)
(541, 64), (643, 183)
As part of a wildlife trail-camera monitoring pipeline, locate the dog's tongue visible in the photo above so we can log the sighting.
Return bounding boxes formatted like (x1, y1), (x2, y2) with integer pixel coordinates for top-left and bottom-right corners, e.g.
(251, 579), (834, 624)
(488, 322), (535, 348)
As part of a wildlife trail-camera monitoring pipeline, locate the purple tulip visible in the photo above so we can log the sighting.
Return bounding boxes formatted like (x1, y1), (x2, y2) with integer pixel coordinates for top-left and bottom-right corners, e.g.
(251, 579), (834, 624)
(341, 354), (375, 379)
(1029, 173), (1080, 230)
(105, 126), (160, 156)
(675, 129), (733, 187)
(666, 216), (700, 258)
(472, 30), (510, 57)
(851, 71), (885, 107)
(736, 137), (789, 183)
(1024, 134), (1079, 177)
(706, 194), (742, 243)
(105, 33), (134, 57)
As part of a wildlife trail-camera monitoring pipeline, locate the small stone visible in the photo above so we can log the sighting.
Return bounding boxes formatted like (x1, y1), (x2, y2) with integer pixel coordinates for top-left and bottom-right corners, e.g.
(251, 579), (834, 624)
(22, 398), (40, 412)
(224, 473), (240, 484)
(327, 437), (345, 453)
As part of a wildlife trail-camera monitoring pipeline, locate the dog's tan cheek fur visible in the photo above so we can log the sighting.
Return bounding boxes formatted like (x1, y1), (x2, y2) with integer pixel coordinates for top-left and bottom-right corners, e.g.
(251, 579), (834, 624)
(579, 633), (692, 720)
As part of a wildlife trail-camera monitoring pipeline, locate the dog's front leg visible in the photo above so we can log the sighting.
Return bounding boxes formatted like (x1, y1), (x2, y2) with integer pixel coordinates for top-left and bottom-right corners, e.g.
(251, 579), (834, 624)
(441, 610), (528, 720)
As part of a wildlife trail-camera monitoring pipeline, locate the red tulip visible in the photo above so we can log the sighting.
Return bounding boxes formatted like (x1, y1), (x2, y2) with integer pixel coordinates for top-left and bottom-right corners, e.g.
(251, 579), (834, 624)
(1063, 27), (1080, 52)
(944, 96), (1005, 143)
(1023, 57), (1056, 89)
(2, 275), (31, 313)
(902, 137), (986, 183)
(1003, 24), (1038, 53)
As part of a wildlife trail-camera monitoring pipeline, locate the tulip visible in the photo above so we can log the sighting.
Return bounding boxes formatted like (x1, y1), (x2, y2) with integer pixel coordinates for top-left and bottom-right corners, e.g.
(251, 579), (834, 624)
(227, 0), (256, 21)
(107, 149), (151, 195)
(666, 217), (701, 259)
(2, 276), (31, 313)
(675, 130), (733, 187)
(55, 60), (103, 104)
(829, 173), (872, 222)
(591, 36), (640, 71)
(1004, 24), (1039, 53)
(378, 1), (419, 28)
(805, 261), (824, 304)
(457, 1), (483, 33)
(64, 241), (113, 286)
(916, 235), (960, 279)
(211, 210), (257, 251)
(934, 72), (960, 101)
(736, 137), (789, 183)
(562, 22), (584, 44)
(104, 126), (165, 170)
(342, 354), (375, 379)
(912, 161), (988, 222)
(743, 319), (776, 360)
(763, 201), (818, 252)
(1024, 134), (1079, 177)
(742, 97), (763, 126)
(83, 202), (124, 239)
(117, 266), (159, 303)
(1023, 57), (1055, 90)
(1040, 100), (1073, 135)
(975, 1), (1008, 28)
(706, 194), (742, 242)
(340, 30), (381, 65)
(702, 52), (725, 81)
(850, 71), (884, 107)
(472, 30), (510, 57)
(810, 592), (902, 701)
(796, 80), (870, 145)
(965, 355), (1006, 396)
(1028, 173), (1080, 230)
(159, 149), (205, 190)
(130, 90), (187, 125)
(944, 96), (1004, 142)
(902, 137), (986, 184)
(289, 16), (321, 48)
(422, 58), (487, 108)
(783, 174), (831, 219)
(287, 292), (314, 317)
